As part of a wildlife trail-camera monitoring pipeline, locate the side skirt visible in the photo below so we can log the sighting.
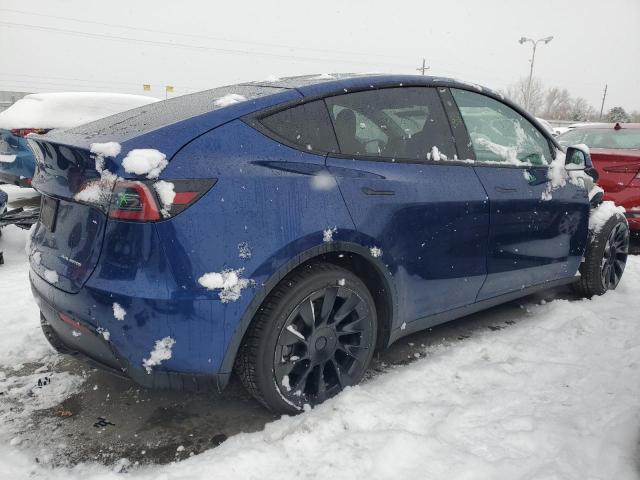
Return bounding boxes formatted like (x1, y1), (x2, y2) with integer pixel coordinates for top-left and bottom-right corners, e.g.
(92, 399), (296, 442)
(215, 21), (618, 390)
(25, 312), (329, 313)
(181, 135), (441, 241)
(388, 276), (578, 345)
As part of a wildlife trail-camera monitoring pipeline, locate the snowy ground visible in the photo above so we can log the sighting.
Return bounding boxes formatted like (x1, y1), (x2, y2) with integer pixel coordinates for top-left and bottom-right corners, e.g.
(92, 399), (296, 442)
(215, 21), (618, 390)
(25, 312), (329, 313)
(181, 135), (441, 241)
(1, 186), (640, 479)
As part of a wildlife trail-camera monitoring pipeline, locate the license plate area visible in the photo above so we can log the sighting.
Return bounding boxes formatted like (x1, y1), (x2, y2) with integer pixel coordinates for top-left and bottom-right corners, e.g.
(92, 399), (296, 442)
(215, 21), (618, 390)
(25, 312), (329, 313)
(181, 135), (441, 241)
(40, 195), (59, 231)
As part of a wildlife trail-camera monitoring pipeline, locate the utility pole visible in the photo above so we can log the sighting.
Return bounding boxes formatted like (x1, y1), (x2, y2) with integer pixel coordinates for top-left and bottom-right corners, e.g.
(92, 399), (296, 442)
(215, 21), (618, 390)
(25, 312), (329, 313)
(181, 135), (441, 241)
(518, 36), (554, 111)
(599, 83), (608, 120)
(416, 58), (430, 75)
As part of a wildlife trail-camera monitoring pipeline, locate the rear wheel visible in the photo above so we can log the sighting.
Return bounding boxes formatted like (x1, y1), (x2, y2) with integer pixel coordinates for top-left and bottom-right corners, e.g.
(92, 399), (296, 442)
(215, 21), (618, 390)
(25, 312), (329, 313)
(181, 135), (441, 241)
(574, 213), (629, 297)
(235, 263), (377, 414)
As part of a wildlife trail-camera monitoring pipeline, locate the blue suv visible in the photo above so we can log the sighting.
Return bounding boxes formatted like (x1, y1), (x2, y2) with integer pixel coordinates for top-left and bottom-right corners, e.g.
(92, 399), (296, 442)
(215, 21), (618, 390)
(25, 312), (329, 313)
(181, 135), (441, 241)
(27, 74), (629, 413)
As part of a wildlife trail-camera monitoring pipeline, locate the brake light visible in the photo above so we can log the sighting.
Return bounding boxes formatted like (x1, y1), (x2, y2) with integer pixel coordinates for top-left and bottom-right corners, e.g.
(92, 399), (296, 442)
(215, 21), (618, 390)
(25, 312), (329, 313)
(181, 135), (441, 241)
(107, 179), (216, 222)
(10, 128), (50, 137)
(58, 312), (89, 333)
(109, 181), (161, 221)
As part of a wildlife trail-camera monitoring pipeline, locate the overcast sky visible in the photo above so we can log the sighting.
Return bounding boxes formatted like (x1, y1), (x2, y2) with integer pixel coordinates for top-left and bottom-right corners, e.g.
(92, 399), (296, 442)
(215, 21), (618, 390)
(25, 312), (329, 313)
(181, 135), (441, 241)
(1, 0), (639, 112)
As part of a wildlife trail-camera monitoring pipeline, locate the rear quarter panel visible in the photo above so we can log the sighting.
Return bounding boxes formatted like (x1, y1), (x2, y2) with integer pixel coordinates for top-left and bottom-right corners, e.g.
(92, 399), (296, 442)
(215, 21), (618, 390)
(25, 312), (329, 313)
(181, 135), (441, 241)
(149, 120), (358, 373)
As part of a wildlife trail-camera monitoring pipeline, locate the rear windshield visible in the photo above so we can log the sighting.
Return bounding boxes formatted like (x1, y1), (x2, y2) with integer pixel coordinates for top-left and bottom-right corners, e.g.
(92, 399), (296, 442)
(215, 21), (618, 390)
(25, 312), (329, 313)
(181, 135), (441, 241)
(558, 128), (640, 149)
(48, 84), (286, 144)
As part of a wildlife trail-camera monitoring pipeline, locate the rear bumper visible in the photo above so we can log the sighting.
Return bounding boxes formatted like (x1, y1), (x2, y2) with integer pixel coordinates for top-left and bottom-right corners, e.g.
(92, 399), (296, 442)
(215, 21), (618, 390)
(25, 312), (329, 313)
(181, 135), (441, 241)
(30, 269), (232, 391)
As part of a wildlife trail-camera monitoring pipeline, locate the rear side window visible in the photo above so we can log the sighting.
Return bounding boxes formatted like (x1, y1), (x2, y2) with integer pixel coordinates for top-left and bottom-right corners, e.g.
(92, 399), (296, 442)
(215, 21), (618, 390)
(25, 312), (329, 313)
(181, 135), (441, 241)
(558, 128), (640, 149)
(324, 87), (456, 160)
(260, 100), (338, 154)
(451, 88), (553, 165)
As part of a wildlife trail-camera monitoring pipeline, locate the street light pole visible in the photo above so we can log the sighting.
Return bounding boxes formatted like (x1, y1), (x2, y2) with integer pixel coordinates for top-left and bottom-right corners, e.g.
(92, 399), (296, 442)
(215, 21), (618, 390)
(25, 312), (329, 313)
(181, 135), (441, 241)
(518, 36), (554, 111)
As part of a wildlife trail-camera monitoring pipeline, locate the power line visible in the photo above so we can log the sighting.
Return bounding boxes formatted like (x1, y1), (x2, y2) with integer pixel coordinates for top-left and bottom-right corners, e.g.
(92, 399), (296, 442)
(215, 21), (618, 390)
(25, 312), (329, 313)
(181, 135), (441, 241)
(0, 7), (408, 63)
(0, 72), (203, 92)
(0, 20), (411, 69)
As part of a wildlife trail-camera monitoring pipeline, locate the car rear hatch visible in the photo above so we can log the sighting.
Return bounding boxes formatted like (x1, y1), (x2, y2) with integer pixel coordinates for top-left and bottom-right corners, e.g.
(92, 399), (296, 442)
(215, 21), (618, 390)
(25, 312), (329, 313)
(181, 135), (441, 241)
(590, 148), (640, 192)
(28, 139), (107, 293)
(26, 84), (299, 293)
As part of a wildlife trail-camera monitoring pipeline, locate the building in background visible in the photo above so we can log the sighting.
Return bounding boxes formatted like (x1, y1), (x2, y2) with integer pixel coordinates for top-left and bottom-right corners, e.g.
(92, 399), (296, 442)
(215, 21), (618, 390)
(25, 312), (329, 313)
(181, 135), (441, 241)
(0, 91), (32, 113)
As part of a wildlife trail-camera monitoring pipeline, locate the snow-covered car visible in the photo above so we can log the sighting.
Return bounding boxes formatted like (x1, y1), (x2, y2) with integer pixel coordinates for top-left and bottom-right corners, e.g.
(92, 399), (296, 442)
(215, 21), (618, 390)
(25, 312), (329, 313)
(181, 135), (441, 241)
(0, 92), (159, 187)
(535, 117), (556, 137)
(26, 74), (630, 415)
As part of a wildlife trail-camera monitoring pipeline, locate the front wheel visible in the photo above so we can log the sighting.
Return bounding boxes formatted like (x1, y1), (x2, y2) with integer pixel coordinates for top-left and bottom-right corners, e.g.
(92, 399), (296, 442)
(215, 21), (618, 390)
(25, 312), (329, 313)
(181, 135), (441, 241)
(574, 212), (629, 297)
(235, 263), (377, 414)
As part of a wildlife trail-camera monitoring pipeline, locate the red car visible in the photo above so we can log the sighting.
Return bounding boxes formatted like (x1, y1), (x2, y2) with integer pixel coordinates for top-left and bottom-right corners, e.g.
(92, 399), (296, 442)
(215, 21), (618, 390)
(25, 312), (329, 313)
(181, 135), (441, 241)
(558, 123), (640, 233)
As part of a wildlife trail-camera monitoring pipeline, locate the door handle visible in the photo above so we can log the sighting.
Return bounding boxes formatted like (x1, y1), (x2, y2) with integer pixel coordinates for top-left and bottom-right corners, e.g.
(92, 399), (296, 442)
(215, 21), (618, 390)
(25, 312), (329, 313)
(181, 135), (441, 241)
(495, 186), (517, 193)
(361, 187), (395, 196)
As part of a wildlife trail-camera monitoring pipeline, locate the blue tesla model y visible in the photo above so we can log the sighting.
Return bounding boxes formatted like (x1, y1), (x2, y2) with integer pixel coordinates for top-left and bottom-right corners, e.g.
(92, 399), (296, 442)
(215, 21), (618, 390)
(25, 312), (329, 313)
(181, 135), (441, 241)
(27, 74), (628, 413)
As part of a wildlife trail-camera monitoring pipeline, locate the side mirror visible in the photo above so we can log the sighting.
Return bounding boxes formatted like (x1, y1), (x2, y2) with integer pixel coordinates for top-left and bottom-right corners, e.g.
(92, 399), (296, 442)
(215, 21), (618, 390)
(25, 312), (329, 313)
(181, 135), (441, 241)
(565, 144), (591, 171)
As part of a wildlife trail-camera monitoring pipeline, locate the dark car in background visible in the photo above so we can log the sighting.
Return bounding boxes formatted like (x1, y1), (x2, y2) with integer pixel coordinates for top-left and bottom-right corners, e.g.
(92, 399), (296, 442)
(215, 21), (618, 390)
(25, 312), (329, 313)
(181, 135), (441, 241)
(26, 74), (628, 414)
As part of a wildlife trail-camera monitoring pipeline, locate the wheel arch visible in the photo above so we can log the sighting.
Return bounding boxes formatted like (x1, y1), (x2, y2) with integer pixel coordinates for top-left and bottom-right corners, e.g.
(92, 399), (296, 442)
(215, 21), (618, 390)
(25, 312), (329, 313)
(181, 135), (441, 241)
(218, 241), (397, 387)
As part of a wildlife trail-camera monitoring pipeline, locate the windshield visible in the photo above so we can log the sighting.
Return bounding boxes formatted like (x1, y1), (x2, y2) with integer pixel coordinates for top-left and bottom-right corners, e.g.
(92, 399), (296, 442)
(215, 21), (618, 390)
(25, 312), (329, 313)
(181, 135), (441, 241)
(557, 128), (640, 149)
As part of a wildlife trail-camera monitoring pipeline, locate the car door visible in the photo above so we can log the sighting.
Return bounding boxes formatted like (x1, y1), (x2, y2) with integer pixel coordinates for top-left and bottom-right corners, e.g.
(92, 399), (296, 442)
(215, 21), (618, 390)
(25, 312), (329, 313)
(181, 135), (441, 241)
(324, 87), (490, 327)
(449, 88), (589, 300)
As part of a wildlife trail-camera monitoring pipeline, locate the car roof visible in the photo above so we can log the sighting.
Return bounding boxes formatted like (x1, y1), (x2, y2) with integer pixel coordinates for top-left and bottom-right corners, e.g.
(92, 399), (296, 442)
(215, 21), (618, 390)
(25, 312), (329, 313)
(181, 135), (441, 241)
(35, 73), (543, 160)
(248, 73), (495, 99)
(570, 123), (640, 130)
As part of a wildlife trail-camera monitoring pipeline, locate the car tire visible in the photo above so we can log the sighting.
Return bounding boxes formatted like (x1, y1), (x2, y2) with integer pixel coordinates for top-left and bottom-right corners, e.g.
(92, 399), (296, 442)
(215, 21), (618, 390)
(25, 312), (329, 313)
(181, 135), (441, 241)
(574, 212), (629, 297)
(235, 262), (377, 414)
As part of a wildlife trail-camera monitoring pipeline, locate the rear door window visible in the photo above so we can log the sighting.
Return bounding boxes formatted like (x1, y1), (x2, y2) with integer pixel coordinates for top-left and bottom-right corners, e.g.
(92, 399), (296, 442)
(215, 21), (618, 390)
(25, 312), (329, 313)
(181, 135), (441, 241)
(451, 88), (553, 165)
(325, 87), (456, 161)
(259, 100), (338, 154)
(559, 128), (640, 149)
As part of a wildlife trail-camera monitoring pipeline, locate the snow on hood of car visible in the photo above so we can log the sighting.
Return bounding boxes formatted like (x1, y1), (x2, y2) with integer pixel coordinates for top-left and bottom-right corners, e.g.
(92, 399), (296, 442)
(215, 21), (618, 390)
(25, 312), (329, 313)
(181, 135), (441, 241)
(0, 92), (159, 130)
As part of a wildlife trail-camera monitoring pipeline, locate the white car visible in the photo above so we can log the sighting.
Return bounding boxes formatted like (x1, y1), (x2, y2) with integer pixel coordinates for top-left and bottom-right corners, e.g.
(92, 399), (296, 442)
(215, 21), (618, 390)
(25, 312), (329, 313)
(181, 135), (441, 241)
(0, 92), (159, 187)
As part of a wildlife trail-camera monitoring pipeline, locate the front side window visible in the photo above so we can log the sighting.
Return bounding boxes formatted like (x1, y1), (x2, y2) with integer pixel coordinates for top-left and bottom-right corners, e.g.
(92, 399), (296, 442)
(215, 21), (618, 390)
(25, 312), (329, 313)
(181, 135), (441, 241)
(260, 100), (338, 153)
(451, 88), (553, 165)
(325, 87), (456, 160)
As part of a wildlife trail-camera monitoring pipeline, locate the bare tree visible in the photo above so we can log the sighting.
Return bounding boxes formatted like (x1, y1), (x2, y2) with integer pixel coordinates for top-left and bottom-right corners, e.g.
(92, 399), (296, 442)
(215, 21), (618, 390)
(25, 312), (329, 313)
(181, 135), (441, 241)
(542, 87), (572, 119)
(569, 97), (595, 122)
(501, 77), (545, 114)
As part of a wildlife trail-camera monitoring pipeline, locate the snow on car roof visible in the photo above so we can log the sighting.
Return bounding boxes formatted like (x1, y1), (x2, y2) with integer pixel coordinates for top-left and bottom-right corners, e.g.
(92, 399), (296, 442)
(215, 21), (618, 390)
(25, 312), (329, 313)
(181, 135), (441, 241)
(0, 92), (159, 130)
(247, 72), (382, 88)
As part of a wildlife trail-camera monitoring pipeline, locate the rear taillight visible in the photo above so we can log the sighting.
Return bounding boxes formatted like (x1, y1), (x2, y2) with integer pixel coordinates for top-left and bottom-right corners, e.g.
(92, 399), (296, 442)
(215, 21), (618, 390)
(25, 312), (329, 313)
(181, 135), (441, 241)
(10, 128), (50, 137)
(75, 178), (215, 221)
(109, 181), (161, 221)
(58, 312), (89, 333)
(107, 179), (215, 222)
